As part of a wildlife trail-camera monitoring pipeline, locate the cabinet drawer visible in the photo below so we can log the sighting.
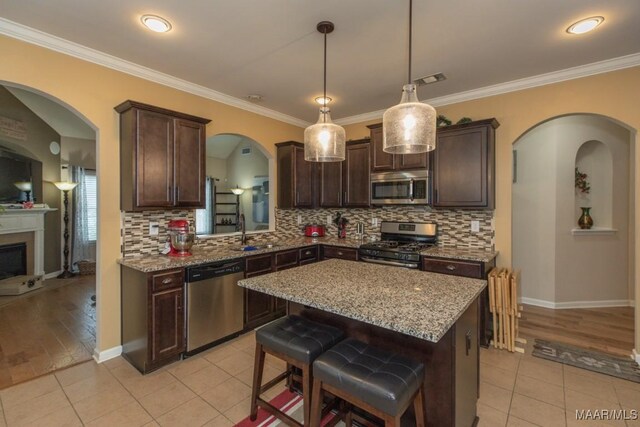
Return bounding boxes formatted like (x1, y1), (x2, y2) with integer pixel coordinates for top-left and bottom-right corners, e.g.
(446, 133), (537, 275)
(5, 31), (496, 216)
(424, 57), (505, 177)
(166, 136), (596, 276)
(322, 246), (358, 261)
(422, 258), (482, 279)
(274, 249), (298, 269)
(298, 246), (318, 261)
(246, 254), (273, 277)
(150, 270), (184, 292)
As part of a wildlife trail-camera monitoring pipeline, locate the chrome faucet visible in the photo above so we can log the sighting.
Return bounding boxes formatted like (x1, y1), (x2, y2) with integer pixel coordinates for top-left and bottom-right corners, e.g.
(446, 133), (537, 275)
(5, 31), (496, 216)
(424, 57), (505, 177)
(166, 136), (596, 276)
(239, 213), (247, 245)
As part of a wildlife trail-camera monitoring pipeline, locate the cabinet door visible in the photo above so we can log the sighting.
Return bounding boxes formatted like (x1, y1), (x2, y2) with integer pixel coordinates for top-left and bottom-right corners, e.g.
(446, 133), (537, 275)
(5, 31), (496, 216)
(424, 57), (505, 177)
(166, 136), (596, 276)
(150, 287), (184, 364)
(370, 126), (395, 171)
(136, 109), (174, 208)
(344, 142), (371, 207)
(319, 161), (343, 207)
(245, 289), (274, 328)
(433, 124), (493, 208)
(398, 152), (428, 170)
(174, 119), (206, 208)
(294, 145), (315, 207)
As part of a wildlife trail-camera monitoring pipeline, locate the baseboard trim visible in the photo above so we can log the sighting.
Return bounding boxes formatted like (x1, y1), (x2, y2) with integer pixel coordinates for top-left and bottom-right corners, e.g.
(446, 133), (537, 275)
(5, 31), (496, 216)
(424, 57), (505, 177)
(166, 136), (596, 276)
(519, 297), (633, 309)
(93, 346), (122, 363)
(633, 349), (640, 364)
(44, 270), (63, 279)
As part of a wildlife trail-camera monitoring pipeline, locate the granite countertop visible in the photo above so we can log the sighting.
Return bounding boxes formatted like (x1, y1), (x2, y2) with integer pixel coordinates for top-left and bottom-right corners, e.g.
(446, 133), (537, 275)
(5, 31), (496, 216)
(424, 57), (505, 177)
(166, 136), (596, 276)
(237, 259), (486, 342)
(118, 235), (362, 272)
(421, 247), (498, 263)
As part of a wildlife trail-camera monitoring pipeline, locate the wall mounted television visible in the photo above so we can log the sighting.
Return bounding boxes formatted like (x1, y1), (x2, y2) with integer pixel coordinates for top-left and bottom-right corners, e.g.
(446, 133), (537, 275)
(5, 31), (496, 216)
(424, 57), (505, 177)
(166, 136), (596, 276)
(0, 146), (43, 204)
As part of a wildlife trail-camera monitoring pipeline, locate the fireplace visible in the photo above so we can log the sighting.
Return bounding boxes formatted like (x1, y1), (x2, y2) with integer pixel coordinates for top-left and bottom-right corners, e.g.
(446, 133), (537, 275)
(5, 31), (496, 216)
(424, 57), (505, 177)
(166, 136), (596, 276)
(0, 243), (27, 280)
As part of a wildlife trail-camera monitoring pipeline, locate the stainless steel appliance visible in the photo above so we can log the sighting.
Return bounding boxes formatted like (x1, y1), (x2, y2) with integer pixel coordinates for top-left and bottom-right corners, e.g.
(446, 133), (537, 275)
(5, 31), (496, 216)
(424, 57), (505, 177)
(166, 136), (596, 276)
(359, 221), (437, 269)
(186, 260), (245, 353)
(370, 170), (430, 205)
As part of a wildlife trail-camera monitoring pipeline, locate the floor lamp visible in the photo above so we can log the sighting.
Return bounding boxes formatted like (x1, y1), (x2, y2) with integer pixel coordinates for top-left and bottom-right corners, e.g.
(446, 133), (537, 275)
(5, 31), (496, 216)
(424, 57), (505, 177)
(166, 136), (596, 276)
(54, 181), (78, 279)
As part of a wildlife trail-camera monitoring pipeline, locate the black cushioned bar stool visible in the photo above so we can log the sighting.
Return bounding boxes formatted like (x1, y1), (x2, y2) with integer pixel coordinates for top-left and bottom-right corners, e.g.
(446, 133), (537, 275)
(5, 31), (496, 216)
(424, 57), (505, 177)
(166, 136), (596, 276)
(310, 338), (426, 427)
(250, 315), (345, 426)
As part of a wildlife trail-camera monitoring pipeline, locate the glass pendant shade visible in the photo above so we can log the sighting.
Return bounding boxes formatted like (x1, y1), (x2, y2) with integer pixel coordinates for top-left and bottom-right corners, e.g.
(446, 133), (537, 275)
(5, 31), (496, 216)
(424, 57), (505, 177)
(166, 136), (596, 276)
(383, 84), (436, 154)
(304, 107), (346, 162)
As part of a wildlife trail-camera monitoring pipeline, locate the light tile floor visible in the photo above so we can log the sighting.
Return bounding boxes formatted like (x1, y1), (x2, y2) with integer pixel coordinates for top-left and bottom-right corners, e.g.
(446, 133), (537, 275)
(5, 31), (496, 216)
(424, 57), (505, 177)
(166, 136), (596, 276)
(0, 331), (638, 426)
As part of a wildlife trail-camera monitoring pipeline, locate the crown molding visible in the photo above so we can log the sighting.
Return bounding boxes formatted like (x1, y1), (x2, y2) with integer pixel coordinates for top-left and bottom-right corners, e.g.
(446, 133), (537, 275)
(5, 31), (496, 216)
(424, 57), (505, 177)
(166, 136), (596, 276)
(335, 52), (640, 126)
(0, 18), (310, 128)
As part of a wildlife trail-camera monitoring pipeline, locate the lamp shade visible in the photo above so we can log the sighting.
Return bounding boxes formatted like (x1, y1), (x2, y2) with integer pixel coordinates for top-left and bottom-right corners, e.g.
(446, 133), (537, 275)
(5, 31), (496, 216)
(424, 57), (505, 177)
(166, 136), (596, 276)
(304, 108), (346, 162)
(230, 186), (244, 195)
(14, 181), (32, 192)
(383, 84), (436, 154)
(54, 181), (78, 191)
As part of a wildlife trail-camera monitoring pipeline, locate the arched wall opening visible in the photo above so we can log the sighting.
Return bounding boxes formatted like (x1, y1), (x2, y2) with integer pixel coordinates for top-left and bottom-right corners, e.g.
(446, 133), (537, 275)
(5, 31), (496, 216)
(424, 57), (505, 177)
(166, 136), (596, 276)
(512, 114), (634, 313)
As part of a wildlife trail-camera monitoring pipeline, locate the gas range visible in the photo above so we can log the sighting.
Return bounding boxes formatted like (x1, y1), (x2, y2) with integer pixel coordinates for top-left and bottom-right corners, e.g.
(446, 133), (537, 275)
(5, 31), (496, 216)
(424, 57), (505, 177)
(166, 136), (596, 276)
(359, 222), (437, 269)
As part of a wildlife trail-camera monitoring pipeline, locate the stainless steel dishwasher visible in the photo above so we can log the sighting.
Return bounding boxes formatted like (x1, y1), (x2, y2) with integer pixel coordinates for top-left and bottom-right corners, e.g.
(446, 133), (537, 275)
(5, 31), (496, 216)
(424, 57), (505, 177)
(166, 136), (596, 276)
(186, 259), (245, 354)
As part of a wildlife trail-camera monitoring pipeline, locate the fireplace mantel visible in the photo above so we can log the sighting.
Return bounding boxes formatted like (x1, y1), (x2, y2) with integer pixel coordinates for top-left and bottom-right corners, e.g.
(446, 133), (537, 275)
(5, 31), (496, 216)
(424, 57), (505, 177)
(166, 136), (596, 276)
(0, 206), (57, 279)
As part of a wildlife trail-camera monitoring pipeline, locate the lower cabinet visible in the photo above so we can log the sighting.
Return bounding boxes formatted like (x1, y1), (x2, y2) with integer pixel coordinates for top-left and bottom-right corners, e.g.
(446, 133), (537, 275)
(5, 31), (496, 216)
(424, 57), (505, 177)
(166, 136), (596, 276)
(321, 245), (358, 261)
(121, 266), (185, 373)
(422, 256), (495, 347)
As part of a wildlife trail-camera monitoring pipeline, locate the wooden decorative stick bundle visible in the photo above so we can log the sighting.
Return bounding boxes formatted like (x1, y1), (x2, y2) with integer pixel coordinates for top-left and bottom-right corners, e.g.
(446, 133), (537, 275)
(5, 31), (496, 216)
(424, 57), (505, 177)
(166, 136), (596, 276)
(488, 268), (525, 353)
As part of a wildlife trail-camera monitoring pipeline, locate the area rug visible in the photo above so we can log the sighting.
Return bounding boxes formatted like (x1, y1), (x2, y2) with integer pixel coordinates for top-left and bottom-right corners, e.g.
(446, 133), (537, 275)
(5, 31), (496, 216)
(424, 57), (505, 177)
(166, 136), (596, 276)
(532, 339), (640, 383)
(234, 389), (342, 427)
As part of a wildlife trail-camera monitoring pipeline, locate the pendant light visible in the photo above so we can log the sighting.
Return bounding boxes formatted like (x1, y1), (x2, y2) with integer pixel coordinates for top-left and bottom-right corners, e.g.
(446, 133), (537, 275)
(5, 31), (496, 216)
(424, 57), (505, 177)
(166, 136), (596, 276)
(383, 0), (436, 154)
(304, 21), (346, 162)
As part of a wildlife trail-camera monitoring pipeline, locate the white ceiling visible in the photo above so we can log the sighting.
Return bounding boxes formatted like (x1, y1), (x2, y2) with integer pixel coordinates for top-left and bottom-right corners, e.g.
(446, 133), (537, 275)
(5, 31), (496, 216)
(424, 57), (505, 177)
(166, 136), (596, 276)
(5, 86), (95, 139)
(1, 1), (639, 124)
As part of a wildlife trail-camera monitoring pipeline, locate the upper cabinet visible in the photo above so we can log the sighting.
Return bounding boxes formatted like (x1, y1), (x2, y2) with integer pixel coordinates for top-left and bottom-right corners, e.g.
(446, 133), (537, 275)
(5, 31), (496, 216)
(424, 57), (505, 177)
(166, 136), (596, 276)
(277, 140), (370, 209)
(367, 123), (429, 172)
(116, 100), (210, 211)
(432, 119), (499, 209)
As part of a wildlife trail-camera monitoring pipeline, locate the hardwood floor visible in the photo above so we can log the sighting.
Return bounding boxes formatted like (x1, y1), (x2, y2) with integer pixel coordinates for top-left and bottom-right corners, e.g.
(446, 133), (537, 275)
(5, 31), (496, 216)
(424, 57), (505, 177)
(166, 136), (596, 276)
(519, 303), (635, 358)
(0, 275), (95, 389)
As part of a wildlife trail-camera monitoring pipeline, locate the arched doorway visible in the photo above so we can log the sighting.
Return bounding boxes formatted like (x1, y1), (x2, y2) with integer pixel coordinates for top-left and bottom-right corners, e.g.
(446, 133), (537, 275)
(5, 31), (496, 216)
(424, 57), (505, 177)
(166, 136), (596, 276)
(512, 113), (635, 357)
(0, 81), (100, 387)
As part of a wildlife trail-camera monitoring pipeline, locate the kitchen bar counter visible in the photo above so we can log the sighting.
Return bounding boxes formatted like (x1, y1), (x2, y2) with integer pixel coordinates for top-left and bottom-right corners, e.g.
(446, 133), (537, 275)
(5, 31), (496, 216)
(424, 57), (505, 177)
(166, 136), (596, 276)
(237, 259), (486, 342)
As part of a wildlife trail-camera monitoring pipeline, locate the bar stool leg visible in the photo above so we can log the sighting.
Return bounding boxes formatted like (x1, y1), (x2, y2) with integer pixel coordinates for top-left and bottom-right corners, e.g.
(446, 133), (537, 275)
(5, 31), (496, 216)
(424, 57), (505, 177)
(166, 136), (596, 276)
(250, 343), (266, 421)
(309, 379), (324, 427)
(413, 384), (426, 427)
(302, 363), (313, 426)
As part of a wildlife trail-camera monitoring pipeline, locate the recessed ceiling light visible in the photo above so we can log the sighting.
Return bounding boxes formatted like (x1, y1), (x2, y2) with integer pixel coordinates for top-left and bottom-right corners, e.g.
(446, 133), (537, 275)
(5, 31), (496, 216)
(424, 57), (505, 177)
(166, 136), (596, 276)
(566, 16), (604, 34)
(413, 73), (446, 86)
(314, 96), (332, 105)
(141, 15), (172, 33)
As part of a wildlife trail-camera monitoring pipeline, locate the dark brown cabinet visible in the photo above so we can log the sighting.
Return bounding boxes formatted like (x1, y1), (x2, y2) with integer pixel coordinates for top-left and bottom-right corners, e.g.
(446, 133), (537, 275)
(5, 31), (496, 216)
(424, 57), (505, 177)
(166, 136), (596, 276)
(343, 140), (371, 207)
(421, 255), (496, 347)
(367, 123), (429, 172)
(121, 266), (185, 373)
(277, 140), (370, 209)
(116, 100), (210, 211)
(321, 245), (358, 261)
(432, 119), (498, 209)
(277, 141), (314, 208)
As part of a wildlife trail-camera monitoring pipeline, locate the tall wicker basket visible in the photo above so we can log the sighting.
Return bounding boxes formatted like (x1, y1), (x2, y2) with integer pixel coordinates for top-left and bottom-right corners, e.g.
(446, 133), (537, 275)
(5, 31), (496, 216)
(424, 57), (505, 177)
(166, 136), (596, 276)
(76, 260), (96, 275)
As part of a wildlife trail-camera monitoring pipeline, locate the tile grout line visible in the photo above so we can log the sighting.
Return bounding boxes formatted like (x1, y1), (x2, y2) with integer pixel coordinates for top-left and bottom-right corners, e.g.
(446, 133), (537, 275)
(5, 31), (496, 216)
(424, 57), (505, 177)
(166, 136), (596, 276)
(52, 373), (82, 425)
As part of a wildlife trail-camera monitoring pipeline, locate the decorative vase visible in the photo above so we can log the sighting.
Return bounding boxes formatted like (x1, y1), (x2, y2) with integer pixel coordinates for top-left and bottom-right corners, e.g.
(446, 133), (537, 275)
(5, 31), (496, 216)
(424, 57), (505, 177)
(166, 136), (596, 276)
(578, 207), (594, 230)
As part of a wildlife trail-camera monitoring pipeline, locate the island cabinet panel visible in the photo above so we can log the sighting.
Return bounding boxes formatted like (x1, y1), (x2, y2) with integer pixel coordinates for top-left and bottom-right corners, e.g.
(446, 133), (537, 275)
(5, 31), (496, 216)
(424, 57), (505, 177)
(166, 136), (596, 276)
(343, 140), (371, 207)
(432, 119), (498, 209)
(422, 256), (496, 348)
(368, 123), (429, 172)
(121, 266), (185, 374)
(276, 142), (314, 208)
(321, 245), (358, 261)
(116, 100), (210, 211)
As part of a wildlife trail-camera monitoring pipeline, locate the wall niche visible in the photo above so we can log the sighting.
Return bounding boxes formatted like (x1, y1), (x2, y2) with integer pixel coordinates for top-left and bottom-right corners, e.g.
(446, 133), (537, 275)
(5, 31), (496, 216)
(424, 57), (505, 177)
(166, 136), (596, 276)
(574, 140), (613, 230)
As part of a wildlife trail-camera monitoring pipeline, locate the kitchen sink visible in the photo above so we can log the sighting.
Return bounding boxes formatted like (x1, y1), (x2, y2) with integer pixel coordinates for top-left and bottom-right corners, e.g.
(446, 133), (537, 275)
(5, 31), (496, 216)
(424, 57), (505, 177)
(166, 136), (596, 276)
(230, 243), (282, 252)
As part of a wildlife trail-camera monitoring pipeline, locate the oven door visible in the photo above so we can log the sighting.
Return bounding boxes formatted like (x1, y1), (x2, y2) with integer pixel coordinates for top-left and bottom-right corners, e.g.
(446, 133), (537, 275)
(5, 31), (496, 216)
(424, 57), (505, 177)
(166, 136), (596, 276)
(370, 171), (430, 205)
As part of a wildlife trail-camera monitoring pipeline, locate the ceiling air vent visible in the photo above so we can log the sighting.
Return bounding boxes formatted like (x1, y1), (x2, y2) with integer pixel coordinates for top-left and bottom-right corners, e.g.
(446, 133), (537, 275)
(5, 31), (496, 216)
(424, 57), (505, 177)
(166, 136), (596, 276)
(241, 147), (252, 155)
(413, 73), (446, 86)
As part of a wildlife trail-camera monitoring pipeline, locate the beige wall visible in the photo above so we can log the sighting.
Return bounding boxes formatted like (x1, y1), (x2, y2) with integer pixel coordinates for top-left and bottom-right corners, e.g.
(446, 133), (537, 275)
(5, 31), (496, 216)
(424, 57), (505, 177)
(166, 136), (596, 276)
(0, 35), (303, 354)
(61, 136), (96, 170)
(205, 156), (227, 181)
(0, 85), (61, 273)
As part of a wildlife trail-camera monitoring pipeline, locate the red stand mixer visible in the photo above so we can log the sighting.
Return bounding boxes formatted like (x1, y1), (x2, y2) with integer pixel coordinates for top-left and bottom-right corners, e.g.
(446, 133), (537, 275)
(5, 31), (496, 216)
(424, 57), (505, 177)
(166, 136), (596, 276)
(167, 219), (195, 257)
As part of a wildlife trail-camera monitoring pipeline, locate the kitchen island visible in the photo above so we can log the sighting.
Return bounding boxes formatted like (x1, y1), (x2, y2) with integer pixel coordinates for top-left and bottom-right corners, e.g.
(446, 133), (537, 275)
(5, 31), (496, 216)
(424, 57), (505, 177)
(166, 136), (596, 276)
(238, 259), (486, 427)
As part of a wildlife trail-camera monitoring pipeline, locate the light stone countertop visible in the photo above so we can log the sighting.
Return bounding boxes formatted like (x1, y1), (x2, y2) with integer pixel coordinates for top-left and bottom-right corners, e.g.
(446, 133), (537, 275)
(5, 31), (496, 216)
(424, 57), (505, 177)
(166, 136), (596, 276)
(421, 247), (498, 263)
(118, 236), (362, 273)
(237, 259), (486, 342)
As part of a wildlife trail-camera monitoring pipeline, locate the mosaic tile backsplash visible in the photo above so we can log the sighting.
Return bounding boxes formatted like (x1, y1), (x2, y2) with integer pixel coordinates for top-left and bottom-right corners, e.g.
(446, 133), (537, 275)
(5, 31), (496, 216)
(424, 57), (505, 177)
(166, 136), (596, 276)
(275, 207), (494, 251)
(122, 206), (494, 257)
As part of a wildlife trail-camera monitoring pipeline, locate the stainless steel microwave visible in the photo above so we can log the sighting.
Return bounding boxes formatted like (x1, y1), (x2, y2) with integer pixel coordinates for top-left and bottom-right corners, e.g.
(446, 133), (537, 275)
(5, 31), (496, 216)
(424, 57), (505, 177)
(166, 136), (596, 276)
(370, 170), (430, 205)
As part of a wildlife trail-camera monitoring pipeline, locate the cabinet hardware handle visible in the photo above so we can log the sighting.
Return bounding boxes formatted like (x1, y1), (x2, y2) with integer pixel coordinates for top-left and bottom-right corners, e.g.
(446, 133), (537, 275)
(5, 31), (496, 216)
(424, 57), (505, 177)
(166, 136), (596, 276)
(161, 278), (173, 284)
(343, 191), (347, 204)
(177, 295), (183, 310)
(337, 251), (344, 256)
(465, 330), (472, 356)
(446, 265), (457, 271)
(305, 250), (312, 255)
